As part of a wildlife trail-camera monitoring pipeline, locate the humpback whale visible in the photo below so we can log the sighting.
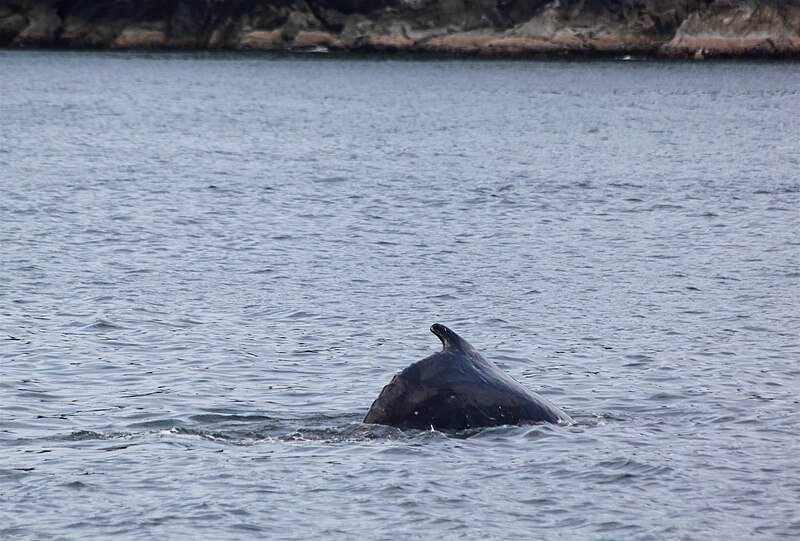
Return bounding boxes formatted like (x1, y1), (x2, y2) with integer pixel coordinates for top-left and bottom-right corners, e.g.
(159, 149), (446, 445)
(364, 324), (573, 430)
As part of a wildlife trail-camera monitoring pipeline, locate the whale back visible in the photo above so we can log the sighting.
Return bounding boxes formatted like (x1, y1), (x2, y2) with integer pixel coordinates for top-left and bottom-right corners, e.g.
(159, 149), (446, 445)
(364, 324), (573, 430)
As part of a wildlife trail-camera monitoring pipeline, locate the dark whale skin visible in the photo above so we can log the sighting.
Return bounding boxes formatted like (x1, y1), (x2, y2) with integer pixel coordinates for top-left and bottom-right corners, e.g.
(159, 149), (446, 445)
(364, 324), (573, 430)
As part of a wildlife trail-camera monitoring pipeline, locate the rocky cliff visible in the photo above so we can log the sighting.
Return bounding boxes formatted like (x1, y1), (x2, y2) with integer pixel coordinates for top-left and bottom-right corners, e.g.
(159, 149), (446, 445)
(1, 0), (798, 58)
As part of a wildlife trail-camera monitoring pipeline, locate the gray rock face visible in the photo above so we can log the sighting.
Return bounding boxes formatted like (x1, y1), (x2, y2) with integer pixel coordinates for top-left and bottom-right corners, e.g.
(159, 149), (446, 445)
(1, 0), (798, 57)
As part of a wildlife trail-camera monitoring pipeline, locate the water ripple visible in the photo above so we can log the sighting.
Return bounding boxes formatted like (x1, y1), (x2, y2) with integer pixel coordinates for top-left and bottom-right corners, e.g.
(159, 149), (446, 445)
(1, 51), (798, 541)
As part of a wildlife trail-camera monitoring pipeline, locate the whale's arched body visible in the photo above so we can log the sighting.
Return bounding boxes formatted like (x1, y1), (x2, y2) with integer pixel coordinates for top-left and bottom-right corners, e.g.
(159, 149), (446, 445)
(364, 324), (573, 430)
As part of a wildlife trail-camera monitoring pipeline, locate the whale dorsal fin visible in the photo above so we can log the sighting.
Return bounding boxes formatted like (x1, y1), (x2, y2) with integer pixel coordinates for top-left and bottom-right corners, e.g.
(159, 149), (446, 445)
(430, 323), (469, 352)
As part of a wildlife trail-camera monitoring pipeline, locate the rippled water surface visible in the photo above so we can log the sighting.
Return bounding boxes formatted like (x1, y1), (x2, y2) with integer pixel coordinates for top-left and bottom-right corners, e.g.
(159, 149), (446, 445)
(1, 51), (799, 540)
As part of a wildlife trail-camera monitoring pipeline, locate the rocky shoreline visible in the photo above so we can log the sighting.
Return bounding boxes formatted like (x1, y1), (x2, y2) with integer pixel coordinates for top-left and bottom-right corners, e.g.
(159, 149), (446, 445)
(2, 0), (799, 59)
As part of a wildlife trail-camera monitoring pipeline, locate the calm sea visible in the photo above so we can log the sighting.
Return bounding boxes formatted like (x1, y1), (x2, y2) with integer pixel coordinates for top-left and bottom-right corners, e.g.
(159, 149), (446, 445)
(1, 51), (798, 540)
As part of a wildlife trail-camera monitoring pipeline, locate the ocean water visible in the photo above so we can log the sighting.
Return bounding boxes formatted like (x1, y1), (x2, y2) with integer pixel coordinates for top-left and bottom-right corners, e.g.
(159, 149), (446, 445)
(1, 51), (798, 540)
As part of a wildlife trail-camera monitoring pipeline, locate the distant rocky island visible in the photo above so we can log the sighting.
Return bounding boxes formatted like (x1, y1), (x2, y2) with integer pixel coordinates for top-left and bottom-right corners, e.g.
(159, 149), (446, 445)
(2, 0), (798, 58)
